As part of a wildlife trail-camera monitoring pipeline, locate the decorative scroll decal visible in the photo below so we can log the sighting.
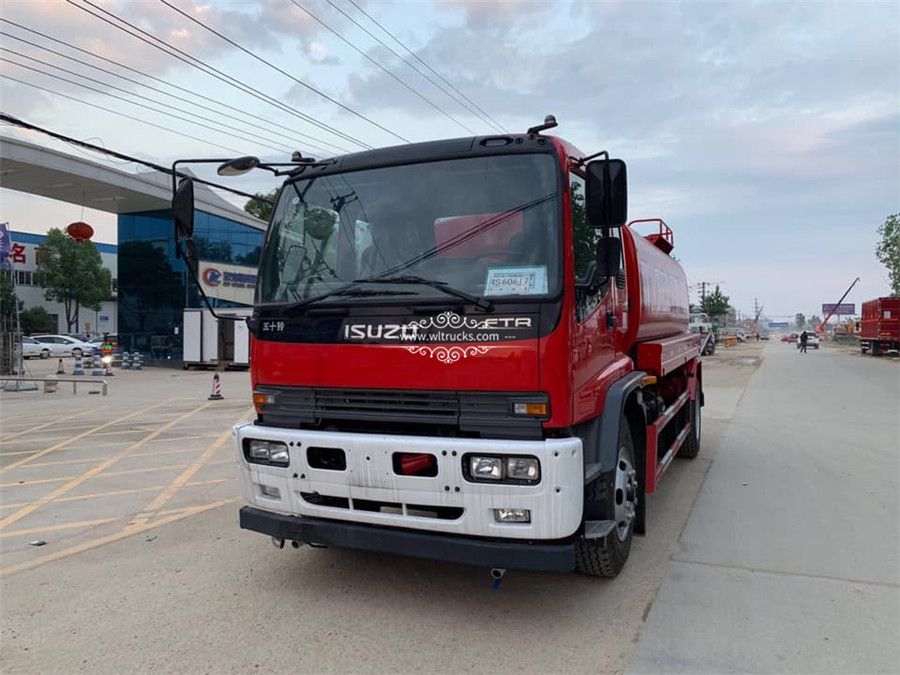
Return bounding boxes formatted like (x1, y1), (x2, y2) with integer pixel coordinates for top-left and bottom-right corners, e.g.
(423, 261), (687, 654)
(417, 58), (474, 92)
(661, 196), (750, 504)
(405, 345), (492, 364)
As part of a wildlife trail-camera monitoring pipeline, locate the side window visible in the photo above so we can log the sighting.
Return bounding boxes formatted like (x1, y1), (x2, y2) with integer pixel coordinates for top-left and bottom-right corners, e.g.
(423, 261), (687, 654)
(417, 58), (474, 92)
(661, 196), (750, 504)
(570, 172), (607, 322)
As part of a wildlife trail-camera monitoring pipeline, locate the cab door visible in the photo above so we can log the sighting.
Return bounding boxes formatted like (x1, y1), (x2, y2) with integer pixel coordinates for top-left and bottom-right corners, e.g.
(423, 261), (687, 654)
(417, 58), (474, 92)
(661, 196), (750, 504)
(569, 170), (617, 394)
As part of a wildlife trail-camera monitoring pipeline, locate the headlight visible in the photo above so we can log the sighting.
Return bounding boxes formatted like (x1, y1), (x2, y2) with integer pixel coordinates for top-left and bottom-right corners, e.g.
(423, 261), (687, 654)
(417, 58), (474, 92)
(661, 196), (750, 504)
(470, 456), (503, 480)
(506, 457), (539, 481)
(466, 455), (541, 484)
(244, 439), (290, 467)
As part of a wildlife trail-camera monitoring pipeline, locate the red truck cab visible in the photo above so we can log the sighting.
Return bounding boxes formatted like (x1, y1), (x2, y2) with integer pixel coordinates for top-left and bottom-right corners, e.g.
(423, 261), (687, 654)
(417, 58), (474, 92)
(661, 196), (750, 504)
(172, 122), (703, 578)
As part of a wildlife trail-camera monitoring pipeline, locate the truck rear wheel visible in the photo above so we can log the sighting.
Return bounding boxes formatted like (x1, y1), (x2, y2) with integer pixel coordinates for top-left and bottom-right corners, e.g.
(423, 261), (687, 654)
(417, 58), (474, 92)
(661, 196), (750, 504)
(677, 396), (701, 459)
(575, 424), (637, 578)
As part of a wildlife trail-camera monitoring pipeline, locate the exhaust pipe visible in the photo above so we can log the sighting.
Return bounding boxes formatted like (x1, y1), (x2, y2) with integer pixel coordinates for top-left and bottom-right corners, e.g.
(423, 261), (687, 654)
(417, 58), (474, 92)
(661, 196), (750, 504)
(291, 540), (304, 549)
(490, 568), (506, 580)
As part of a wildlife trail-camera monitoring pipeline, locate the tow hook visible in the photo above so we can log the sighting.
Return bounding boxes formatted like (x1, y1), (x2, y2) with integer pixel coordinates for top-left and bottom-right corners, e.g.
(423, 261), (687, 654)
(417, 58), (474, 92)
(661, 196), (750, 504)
(271, 537), (285, 549)
(490, 568), (506, 591)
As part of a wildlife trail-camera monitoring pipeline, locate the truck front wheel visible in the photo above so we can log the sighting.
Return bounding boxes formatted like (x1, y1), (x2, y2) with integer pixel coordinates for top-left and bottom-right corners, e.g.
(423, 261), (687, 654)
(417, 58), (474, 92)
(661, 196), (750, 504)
(678, 397), (702, 459)
(575, 424), (637, 578)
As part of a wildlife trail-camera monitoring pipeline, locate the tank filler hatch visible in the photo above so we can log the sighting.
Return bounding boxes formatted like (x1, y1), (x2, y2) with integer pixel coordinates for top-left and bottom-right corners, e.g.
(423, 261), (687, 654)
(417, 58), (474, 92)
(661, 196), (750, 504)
(628, 218), (674, 255)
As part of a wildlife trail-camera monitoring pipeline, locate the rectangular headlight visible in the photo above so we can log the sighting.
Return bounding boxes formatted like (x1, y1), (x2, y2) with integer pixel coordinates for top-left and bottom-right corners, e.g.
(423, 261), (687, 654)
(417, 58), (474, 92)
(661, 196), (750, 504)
(506, 457), (539, 481)
(245, 440), (290, 467)
(512, 402), (548, 416)
(470, 456), (503, 480)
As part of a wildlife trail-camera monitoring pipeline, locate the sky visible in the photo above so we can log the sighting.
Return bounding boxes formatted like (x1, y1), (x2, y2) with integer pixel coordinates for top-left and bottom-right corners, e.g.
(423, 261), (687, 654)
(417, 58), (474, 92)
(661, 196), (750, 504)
(0, 0), (898, 321)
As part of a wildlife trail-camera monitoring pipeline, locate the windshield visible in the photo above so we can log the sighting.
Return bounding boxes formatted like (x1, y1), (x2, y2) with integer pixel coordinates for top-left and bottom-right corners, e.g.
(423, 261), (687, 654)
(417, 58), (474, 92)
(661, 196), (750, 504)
(257, 154), (561, 306)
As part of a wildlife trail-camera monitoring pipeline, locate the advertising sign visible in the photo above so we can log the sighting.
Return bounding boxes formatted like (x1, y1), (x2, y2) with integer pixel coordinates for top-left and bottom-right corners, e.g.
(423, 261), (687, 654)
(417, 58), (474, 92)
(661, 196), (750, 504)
(768, 322), (789, 329)
(197, 260), (257, 306)
(822, 303), (855, 315)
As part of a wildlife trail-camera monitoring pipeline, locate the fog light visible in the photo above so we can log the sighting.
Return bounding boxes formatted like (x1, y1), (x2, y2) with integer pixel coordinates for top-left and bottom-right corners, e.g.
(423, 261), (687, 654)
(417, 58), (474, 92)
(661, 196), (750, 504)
(494, 508), (531, 523)
(470, 456), (503, 480)
(260, 484), (281, 498)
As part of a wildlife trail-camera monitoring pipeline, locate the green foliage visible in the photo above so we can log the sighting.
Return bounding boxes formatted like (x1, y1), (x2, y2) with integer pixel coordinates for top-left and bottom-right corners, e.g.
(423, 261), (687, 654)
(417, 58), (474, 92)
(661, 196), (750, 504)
(571, 179), (597, 277)
(243, 189), (279, 222)
(35, 229), (112, 332)
(795, 313), (806, 330)
(0, 271), (24, 330)
(20, 305), (54, 334)
(875, 213), (900, 295)
(700, 284), (731, 317)
(808, 315), (822, 329)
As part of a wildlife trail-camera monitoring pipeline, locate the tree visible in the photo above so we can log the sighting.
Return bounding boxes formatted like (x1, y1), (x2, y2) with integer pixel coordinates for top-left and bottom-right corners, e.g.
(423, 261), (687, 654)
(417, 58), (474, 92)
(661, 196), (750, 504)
(0, 271), (23, 331)
(795, 313), (806, 330)
(808, 315), (822, 329)
(243, 188), (279, 222)
(35, 228), (112, 332)
(700, 284), (731, 318)
(20, 306), (54, 334)
(875, 213), (900, 296)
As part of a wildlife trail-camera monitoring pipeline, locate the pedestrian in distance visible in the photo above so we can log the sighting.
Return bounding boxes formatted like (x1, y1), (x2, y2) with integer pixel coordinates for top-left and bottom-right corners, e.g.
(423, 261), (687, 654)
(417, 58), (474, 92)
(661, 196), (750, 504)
(799, 330), (808, 354)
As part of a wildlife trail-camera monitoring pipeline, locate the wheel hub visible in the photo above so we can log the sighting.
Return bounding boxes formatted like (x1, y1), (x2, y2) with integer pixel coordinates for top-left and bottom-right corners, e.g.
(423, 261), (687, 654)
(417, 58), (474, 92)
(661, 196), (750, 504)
(614, 447), (638, 542)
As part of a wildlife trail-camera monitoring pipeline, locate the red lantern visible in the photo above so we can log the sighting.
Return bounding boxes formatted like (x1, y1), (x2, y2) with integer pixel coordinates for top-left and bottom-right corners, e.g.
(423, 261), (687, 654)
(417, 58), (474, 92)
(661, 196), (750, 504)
(67, 221), (94, 243)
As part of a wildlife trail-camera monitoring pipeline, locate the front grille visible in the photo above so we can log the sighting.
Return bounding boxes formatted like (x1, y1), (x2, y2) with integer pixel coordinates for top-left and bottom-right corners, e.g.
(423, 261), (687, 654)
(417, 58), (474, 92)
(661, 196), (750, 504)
(255, 386), (547, 439)
(300, 492), (463, 520)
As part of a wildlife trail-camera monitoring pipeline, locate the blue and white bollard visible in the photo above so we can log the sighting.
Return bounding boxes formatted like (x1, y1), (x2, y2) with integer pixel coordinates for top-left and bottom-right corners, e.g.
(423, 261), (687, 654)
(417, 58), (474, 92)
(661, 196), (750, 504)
(72, 354), (85, 376)
(133, 352), (143, 371)
(121, 351), (132, 370)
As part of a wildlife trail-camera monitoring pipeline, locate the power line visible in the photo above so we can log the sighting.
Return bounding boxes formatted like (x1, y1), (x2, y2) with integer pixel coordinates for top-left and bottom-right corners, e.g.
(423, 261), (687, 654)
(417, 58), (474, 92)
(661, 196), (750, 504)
(0, 79), (243, 156)
(157, 0), (410, 145)
(0, 111), (271, 204)
(0, 19), (351, 155)
(288, 0), (474, 135)
(1, 52), (294, 155)
(346, 0), (506, 134)
(66, 0), (373, 150)
(1, 56), (293, 155)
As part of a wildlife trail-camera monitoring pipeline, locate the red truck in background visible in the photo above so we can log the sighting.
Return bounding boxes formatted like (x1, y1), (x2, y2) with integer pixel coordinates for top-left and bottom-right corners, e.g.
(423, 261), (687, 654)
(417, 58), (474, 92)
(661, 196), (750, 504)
(171, 117), (702, 578)
(860, 297), (900, 356)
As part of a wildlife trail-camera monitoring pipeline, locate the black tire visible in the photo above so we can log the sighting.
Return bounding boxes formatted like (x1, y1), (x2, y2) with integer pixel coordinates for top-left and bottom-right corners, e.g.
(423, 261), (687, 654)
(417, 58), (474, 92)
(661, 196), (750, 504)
(678, 396), (701, 459)
(575, 424), (637, 578)
(72, 348), (82, 358)
(40, 349), (50, 359)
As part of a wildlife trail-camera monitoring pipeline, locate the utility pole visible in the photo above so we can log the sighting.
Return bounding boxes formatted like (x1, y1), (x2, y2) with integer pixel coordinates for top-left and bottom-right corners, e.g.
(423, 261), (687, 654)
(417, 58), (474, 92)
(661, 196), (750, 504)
(700, 281), (708, 305)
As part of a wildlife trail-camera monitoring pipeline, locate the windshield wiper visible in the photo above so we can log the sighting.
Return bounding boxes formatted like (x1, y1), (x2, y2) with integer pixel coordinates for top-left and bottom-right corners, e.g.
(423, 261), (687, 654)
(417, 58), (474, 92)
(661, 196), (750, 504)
(282, 282), (417, 315)
(359, 275), (493, 311)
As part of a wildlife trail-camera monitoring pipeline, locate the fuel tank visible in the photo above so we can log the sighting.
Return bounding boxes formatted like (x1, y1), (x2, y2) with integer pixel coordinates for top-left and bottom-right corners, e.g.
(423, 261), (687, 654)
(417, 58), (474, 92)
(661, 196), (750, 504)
(621, 224), (691, 352)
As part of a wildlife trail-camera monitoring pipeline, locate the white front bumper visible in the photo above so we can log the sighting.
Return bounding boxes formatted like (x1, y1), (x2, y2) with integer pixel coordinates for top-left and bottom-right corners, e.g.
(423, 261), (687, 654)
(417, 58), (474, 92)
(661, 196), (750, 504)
(233, 424), (584, 540)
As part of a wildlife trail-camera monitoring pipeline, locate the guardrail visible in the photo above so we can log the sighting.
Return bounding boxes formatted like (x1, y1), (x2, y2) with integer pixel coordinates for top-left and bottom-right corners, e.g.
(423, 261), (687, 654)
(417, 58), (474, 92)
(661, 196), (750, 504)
(1, 377), (109, 396)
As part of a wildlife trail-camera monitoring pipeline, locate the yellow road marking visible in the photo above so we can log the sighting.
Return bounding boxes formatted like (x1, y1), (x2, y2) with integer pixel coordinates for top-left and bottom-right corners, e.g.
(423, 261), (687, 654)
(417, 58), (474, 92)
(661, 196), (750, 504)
(0, 408), (105, 440)
(0, 402), (213, 530)
(0, 459), (233, 487)
(131, 408), (250, 527)
(1, 475), (76, 487)
(0, 450), (38, 457)
(21, 447), (226, 469)
(0, 499), (238, 577)
(0, 478), (233, 510)
(0, 401), (170, 474)
(0, 517), (120, 538)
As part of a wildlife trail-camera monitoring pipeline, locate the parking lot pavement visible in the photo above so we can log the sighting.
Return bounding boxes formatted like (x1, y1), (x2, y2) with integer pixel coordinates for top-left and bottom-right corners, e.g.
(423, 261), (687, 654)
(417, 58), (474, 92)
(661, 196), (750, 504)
(1, 346), (764, 674)
(0, 362), (253, 576)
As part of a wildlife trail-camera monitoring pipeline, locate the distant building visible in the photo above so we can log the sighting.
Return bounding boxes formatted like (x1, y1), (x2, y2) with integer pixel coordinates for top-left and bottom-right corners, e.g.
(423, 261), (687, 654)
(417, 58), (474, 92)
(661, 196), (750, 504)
(7, 230), (117, 336)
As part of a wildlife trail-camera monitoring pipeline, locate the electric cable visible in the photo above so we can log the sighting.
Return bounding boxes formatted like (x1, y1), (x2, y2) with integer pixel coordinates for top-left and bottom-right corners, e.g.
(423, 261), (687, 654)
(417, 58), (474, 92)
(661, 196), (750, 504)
(158, 0), (410, 144)
(1, 52), (295, 155)
(1, 56), (293, 155)
(330, 0), (505, 134)
(0, 20), (350, 155)
(0, 111), (271, 203)
(346, 0), (506, 134)
(288, 0), (475, 134)
(66, 0), (373, 150)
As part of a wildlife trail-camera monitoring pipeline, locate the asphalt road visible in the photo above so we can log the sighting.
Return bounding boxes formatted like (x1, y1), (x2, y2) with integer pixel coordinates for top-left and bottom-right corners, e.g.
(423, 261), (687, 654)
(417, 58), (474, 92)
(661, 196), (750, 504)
(1, 341), (894, 673)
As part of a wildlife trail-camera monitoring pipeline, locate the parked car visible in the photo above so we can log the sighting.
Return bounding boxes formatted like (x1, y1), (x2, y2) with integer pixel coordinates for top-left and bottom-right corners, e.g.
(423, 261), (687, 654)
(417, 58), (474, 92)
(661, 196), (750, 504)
(20, 336), (51, 359)
(87, 334), (118, 351)
(31, 334), (93, 357)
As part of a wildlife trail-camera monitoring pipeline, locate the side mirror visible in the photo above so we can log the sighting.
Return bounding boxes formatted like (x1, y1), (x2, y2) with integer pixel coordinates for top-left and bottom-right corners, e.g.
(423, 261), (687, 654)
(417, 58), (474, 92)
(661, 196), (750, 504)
(183, 238), (199, 280)
(595, 237), (622, 279)
(172, 177), (195, 241)
(586, 159), (627, 228)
